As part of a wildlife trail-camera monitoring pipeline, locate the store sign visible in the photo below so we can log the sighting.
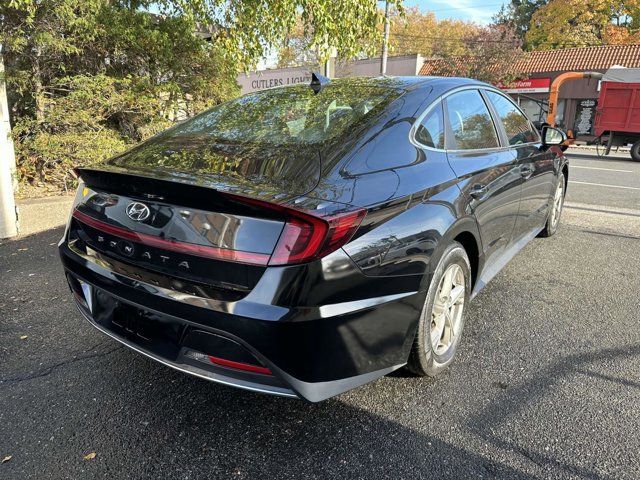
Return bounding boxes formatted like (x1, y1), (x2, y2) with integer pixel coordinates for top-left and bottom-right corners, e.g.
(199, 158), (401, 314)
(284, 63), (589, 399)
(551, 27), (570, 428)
(498, 78), (551, 94)
(237, 68), (314, 94)
(574, 99), (597, 136)
(249, 74), (312, 91)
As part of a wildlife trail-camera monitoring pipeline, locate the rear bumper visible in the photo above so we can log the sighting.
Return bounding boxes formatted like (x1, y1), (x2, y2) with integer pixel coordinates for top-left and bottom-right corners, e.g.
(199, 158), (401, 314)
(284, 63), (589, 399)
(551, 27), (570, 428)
(74, 301), (298, 397)
(60, 242), (424, 402)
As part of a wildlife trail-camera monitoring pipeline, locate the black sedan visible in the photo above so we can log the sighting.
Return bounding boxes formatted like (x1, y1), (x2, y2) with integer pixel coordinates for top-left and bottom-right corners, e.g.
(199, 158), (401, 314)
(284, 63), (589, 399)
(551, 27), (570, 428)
(59, 75), (568, 402)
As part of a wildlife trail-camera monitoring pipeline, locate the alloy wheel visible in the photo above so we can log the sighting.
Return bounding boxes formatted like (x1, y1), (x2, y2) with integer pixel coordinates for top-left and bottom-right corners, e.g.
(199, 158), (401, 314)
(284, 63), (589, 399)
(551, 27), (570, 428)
(550, 179), (565, 228)
(430, 263), (465, 356)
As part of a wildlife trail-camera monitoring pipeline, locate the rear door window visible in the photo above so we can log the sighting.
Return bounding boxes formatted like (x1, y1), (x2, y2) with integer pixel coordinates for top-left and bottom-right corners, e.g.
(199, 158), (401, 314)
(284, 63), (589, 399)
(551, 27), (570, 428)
(444, 90), (499, 150)
(484, 91), (540, 145)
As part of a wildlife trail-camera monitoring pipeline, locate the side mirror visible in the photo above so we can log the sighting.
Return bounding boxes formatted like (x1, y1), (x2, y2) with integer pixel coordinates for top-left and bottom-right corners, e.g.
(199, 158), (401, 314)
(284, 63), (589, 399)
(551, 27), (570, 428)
(541, 126), (567, 146)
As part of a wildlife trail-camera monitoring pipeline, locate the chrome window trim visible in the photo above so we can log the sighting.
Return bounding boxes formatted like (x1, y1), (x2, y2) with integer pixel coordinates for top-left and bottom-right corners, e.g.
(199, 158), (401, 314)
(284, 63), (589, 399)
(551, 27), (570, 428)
(410, 84), (541, 153)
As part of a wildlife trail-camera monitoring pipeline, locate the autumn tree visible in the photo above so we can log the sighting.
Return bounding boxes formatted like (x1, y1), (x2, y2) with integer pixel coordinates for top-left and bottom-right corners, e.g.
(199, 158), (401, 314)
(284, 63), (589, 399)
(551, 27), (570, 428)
(277, 15), (319, 68)
(603, 24), (640, 43)
(387, 7), (479, 58)
(385, 8), (525, 84)
(430, 23), (525, 84)
(493, 0), (549, 49)
(525, 0), (640, 50)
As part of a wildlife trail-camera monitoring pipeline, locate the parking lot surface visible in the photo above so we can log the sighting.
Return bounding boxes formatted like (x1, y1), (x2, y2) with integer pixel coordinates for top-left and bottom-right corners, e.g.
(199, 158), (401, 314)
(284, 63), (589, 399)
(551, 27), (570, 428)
(1, 153), (639, 479)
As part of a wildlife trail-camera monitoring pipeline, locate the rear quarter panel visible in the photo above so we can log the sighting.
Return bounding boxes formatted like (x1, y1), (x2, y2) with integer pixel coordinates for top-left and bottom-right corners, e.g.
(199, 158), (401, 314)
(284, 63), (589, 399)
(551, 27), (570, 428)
(342, 149), (481, 282)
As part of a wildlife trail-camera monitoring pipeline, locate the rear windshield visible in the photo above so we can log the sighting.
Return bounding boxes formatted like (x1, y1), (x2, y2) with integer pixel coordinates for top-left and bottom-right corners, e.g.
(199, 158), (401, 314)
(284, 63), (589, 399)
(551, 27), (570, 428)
(163, 83), (402, 146)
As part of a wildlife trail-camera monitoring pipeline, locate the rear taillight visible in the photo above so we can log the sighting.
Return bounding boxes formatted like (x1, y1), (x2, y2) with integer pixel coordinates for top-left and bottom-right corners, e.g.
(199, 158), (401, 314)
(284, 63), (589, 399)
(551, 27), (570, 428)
(268, 209), (365, 265)
(222, 192), (366, 266)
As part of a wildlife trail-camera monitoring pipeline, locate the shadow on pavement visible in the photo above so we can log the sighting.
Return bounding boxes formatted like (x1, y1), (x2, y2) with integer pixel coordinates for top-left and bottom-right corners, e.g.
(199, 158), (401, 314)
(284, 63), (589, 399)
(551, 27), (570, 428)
(467, 343), (640, 479)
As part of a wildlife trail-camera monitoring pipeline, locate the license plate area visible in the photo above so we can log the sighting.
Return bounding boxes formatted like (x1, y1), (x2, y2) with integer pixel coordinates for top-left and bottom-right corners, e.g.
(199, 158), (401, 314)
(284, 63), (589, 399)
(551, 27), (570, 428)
(91, 289), (184, 361)
(112, 304), (155, 341)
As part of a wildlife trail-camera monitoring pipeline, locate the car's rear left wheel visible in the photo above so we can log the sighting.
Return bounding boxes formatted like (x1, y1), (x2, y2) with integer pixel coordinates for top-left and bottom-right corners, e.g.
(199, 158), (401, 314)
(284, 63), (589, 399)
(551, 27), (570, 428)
(406, 242), (471, 377)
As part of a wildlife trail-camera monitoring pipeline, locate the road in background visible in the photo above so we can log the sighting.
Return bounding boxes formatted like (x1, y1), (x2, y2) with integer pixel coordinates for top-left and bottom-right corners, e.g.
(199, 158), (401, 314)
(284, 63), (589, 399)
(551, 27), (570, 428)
(565, 151), (640, 210)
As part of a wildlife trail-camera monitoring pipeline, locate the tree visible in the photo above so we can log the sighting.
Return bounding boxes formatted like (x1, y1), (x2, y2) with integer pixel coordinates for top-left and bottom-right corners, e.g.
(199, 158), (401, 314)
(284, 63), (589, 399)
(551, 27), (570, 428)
(603, 24), (640, 43)
(493, 0), (549, 49)
(525, 0), (640, 50)
(2, 0), (401, 194)
(153, 0), (405, 69)
(387, 7), (479, 58)
(0, 0), (103, 123)
(430, 23), (525, 84)
(276, 15), (319, 68)
(1, 0), (239, 193)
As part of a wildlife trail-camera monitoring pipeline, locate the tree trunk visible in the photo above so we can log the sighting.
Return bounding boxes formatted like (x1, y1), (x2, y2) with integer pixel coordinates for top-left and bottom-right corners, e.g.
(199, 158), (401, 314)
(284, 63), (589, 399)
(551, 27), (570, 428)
(32, 51), (45, 124)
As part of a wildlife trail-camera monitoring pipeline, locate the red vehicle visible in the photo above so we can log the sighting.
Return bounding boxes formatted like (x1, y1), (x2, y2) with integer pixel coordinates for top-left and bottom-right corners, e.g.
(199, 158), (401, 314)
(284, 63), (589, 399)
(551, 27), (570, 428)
(593, 68), (640, 162)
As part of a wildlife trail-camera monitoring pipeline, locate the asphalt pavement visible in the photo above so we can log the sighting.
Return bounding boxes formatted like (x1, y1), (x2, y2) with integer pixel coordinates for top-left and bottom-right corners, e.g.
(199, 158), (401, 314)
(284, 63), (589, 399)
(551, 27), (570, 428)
(565, 150), (640, 209)
(1, 152), (639, 479)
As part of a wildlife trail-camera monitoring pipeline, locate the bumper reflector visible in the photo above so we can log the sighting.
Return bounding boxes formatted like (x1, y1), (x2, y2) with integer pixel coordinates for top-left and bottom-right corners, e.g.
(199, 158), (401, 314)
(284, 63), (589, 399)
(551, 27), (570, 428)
(184, 350), (272, 375)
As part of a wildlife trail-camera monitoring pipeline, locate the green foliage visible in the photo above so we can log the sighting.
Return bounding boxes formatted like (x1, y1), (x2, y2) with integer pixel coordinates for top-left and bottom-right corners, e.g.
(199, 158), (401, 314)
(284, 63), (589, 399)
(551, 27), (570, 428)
(2, 0), (401, 195)
(13, 120), (128, 193)
(152, 0), (405, 68)
(1, 1), (240, 194)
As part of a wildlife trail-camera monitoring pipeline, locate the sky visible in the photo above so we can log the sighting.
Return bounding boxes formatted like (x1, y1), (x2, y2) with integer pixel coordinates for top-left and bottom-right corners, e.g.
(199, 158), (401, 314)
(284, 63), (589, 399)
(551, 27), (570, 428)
(403, 0), (507, 24)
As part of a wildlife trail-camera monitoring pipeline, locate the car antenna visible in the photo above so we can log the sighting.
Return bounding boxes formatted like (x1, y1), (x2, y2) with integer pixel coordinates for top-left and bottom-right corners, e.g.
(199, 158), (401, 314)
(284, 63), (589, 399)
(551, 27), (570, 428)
(310, 72), (330, 94)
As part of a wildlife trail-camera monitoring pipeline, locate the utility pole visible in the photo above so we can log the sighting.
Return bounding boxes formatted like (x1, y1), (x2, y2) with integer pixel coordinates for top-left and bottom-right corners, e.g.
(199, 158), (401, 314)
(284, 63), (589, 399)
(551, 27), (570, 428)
(380, 0), (391, 76)
(320, 34), (337, 78)
(0, 45), (18, 239)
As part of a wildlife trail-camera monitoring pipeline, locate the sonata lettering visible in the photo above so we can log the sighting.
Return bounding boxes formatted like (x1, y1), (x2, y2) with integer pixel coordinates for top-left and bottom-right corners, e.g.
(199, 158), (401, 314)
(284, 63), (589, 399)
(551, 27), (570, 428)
(94, 234), (190, 269)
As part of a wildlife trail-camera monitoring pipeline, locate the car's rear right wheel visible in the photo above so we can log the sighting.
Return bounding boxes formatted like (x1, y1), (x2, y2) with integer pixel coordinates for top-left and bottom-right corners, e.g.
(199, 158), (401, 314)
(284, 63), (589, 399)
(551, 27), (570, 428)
(539, 174), (565, 238)
(406, 242), (471, 377)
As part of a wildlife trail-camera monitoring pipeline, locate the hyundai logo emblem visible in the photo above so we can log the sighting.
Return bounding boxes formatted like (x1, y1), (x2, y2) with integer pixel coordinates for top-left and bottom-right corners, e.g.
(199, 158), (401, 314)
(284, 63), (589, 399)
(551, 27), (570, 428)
(126, 202), (151, 222)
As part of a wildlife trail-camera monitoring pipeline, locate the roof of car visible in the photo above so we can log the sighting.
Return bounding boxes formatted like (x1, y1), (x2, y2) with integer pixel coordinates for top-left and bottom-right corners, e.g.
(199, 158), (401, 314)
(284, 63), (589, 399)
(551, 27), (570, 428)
(326, 75), (486, 91)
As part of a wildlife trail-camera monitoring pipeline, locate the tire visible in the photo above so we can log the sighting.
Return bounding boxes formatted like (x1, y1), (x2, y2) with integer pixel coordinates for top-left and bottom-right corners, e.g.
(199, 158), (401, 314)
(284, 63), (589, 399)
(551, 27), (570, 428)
(631, 141), (640, 162)
(539, 173), (566, 238)
(406, 242), (471, 377)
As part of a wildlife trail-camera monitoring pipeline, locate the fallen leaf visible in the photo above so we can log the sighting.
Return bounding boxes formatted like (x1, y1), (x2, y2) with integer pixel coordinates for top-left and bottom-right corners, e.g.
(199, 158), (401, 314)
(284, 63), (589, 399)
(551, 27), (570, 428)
(17, 248), (28, 252)
(20, 335), (28, 340)
(1, 455), (11, 463)
(83, 452), (96, 460)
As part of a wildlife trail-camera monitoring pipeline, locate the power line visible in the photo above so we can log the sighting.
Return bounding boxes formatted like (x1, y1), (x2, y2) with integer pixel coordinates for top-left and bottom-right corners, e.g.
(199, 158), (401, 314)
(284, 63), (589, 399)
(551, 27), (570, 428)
(425, 3), (506, 13)
(392, 33), (517, 44)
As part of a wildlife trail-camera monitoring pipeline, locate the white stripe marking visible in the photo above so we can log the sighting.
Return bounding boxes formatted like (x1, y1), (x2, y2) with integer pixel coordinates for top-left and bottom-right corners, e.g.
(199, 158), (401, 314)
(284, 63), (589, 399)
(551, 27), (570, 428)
(572, 165), (633, 173)
(569, 180), (640, 191)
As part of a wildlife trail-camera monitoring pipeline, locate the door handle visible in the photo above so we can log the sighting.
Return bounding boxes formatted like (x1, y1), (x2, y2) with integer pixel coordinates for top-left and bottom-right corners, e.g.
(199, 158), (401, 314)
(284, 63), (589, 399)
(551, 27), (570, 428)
(520, 164), (534, 177)
(469, 184), (487, 199)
